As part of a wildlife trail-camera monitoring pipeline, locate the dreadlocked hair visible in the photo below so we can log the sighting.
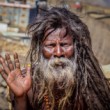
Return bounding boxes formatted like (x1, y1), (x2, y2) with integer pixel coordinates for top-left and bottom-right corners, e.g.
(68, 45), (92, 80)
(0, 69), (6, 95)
(27, 7), (110, 110)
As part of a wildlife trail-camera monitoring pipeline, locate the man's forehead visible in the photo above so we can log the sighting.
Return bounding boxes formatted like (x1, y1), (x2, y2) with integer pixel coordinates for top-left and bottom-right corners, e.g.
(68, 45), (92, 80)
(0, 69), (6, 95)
(44, 27), (71, 39)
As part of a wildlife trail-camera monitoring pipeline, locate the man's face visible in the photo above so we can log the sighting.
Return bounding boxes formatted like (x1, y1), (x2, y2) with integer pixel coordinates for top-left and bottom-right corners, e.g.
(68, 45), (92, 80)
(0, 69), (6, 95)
(33, 28), (75, 91)
(42, 28), (74, 59)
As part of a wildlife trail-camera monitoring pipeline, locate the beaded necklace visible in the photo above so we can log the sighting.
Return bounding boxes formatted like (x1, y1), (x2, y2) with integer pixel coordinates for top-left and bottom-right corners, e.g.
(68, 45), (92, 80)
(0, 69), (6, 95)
(43, 93), (62, 110)
(44, 95), (51, 110)
(43, 87), (63, 110)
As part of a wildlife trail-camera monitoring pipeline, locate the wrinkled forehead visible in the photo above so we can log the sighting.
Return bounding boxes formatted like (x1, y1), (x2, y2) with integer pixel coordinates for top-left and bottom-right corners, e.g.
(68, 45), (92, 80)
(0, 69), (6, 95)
(43, 27), (72, 41)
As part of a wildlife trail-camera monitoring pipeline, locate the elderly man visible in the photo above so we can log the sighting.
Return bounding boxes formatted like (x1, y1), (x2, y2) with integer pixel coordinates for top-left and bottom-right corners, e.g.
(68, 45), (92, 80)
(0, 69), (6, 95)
(0, 7), (110, 110)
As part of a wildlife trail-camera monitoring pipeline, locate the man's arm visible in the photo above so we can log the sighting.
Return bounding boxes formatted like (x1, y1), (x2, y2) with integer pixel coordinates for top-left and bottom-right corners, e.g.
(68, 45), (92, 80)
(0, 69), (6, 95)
(10, 88), (33, 110)
(14, 95), (27, 110)
(0, 53), (32, 110)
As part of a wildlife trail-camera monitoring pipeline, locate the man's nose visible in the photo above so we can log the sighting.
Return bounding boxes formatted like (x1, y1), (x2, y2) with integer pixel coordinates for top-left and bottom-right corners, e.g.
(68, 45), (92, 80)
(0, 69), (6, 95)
(54, 45), (64, 58)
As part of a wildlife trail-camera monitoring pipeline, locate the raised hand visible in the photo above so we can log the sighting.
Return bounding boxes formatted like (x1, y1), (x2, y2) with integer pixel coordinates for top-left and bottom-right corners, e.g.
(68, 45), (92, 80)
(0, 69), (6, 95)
(0, 53), (32, 98)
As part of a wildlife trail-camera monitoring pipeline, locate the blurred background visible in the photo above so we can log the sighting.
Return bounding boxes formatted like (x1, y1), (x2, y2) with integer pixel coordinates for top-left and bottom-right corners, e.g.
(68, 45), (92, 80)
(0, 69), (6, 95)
(0, 0), (110, 109)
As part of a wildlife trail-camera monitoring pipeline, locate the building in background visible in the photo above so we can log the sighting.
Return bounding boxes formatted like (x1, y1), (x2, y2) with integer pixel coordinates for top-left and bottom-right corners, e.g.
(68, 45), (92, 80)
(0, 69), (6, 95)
(0, 0), (47, 31)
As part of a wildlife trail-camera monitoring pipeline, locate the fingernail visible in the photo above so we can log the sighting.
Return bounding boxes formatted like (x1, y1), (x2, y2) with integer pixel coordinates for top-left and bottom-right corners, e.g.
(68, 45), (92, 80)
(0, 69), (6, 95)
(27, 64), (31, 71)
(27, 64), (31, 67)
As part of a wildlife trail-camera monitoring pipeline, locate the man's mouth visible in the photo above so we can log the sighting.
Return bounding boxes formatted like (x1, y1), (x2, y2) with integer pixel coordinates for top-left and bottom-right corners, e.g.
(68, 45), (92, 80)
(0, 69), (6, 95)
(54, 62), (66, 68)
(50, 58), (67, 69)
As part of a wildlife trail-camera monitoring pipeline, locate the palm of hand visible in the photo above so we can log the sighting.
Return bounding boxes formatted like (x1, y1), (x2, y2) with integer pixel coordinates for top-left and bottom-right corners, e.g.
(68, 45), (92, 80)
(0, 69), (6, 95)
(0, 53), (32, 97)
(7, 69), (31, 97)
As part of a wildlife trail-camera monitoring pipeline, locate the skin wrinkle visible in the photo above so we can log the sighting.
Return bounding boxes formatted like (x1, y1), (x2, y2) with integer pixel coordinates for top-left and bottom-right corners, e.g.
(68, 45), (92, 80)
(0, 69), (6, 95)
(42, 28), (74, 59)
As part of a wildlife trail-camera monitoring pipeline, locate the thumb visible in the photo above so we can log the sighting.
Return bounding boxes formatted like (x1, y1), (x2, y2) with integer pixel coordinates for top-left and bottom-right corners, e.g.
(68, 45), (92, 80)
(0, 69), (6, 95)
(26, 64), (31, 76)
(24, 64), (32, 91)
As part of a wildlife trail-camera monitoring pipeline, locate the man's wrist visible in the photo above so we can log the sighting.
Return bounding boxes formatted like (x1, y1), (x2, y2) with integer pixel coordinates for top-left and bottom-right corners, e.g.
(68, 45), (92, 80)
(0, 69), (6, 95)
(13, 94), (28, 110)
(15, 94), (27, 103)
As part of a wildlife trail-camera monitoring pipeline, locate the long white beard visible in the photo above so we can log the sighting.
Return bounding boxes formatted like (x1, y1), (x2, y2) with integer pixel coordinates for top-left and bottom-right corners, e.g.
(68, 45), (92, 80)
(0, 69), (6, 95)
(33, 55), (76, 90)
(40, 57), (76, 89)
(32, 56), (77, 109)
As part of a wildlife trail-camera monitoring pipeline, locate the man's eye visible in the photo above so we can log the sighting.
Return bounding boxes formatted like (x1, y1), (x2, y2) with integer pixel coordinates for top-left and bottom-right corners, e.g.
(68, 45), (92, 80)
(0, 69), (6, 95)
(46, 44), (56, 47)
(61, 43), (69, 47)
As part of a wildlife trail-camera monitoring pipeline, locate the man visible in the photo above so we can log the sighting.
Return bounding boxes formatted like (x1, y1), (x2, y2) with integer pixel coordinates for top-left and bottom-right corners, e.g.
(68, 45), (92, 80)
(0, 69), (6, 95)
(0, 7), (110, 110)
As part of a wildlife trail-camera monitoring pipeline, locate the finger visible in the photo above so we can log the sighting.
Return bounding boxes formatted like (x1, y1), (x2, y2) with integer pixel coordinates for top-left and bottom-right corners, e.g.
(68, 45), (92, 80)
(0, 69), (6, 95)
(24, 64), (31, 87)
(26, 64), (31, 76)
(21, 67), (26, 75)
(0, 57), (10, 75)
(5, 53), (14, 71)
(14, 53), (20, 69)
(0, 67), (7, 81)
